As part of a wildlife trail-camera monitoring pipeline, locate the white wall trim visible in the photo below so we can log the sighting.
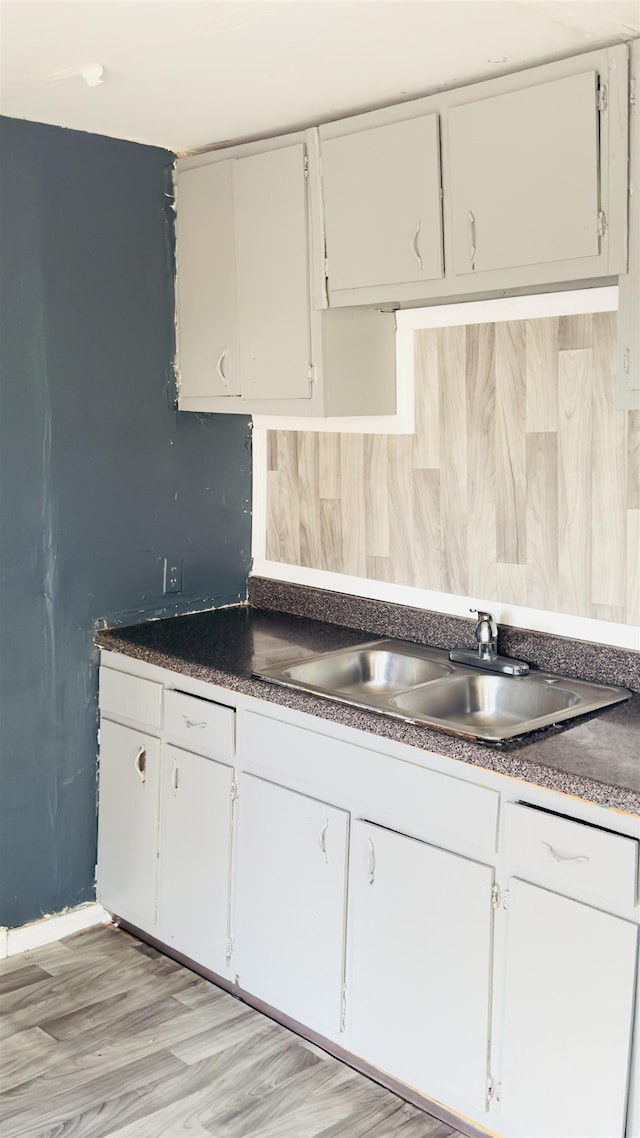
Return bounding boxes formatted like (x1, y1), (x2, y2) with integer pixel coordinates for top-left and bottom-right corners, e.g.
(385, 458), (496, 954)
(252, 560), (640, 651)
(395, 285), (618, 329)
(0, 902), (111, 958)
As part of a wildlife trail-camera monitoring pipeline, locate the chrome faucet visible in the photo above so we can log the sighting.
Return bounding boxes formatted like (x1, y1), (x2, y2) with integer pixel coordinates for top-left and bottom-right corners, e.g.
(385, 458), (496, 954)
(449, 609), (530, 675)
(474, 610), (498, 660)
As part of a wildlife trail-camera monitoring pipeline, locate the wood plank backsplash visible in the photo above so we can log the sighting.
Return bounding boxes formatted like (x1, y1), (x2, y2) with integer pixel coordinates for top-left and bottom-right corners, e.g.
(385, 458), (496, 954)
(266, 312), (640, 625)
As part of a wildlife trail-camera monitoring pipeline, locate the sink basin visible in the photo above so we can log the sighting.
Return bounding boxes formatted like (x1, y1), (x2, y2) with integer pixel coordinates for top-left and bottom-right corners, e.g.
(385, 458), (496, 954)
(259, 640), (454, 703)
(390, 672), (585, 740)
(255, 638), (631, 741)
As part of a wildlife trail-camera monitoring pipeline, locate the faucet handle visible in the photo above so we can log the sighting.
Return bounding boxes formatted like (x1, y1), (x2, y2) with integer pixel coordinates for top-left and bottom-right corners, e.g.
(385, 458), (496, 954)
(470, 609), (498, 645)
(471, 608), (496, 626)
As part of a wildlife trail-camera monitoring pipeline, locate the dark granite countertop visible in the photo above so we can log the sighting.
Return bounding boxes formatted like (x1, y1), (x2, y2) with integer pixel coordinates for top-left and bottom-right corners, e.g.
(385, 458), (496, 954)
(95, 591), (640, 816)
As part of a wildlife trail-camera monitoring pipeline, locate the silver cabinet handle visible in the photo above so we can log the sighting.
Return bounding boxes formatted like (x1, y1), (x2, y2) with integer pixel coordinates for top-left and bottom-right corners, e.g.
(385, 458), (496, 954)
(411, 220), (423, 272)
(216, 349), (228, 388)
(318, 820), (328, 864)
(468, 210), (477, 268)
(368, 838), (376, 886)
(182, 715), (206, 730)
(542, 841), (589, 865)
(173, 759), (179, 791)
(134, 745), (146, 784)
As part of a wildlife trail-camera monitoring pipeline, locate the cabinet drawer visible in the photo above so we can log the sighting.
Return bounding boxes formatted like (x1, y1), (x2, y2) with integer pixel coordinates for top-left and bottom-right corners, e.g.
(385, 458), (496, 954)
(504, 803), (639, 908)
(164, 690), (235, 758)
(239, 711), (499, 853)
(99, 667), (163, 730)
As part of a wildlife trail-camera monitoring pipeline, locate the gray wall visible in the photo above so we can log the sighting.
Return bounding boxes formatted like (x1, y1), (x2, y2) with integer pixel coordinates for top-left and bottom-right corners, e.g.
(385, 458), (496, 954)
(0, 117), (252, 929)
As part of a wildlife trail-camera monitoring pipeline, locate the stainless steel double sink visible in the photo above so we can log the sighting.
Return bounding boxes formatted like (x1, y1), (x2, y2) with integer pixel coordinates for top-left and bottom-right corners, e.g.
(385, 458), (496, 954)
(255, 639), (631, 742)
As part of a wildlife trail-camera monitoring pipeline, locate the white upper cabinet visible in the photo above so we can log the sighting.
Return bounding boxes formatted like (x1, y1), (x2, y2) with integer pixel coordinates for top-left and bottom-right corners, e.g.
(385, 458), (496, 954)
(317, 44), (629, 308)
(176, 132), (397, 419)
(320, 114), (444, 304)
(448, 72), (601, 277)
(176, 160), (240, 399)
(233, 144), (311, 402)
(442, 45), (629, 292)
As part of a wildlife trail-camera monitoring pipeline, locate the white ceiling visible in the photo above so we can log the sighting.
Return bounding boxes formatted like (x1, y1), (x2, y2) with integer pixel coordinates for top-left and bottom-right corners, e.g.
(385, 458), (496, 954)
(1, 1), (639, 154)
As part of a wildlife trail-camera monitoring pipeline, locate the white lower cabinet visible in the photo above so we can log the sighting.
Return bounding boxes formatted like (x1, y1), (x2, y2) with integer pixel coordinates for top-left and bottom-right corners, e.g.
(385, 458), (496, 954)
(97, 658), (640, 1138)
(346, 820), (494, 1112)
(497, 878), (638, 1138)
(156, 745), (233, 974)
(234, 774), (349, 1037)
(96, 719), (161, 932)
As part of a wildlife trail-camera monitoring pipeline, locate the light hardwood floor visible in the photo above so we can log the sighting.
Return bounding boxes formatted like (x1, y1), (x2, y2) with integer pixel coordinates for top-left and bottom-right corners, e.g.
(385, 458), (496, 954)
(0, 925), (463, 1138)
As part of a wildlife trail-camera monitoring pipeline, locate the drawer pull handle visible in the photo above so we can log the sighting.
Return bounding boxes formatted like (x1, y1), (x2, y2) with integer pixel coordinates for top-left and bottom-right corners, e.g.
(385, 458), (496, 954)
(411, 220), (423, 272)
(368, 838), (376, 886)
(134, 745), (146, 784)
(318, 820), (328, 864)
(468, 209), (477, 269)
(182, 715), (206, 730)
(216, 348), (228, 388)
(173, 760), (179, 791)
(542, 841), (589, 865)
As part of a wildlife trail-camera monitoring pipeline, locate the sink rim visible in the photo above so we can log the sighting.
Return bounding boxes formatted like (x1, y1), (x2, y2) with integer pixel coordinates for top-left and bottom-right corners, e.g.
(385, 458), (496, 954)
(254, 638), (632, 742)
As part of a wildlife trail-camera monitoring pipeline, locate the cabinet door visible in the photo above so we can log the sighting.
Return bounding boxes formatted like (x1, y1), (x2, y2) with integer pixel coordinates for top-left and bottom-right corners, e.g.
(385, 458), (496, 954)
(234, 775), (348, 1036)
(346, 820), (494, 1111)
(498, 878), (637, 1138)
(233, 144), (311, 401)
(157, 745), (233, 974)
(449, 71), (601, 276)
(321, 115), (443, 296)
(176, 160), (240, 397)
(96, 719), (160, 931)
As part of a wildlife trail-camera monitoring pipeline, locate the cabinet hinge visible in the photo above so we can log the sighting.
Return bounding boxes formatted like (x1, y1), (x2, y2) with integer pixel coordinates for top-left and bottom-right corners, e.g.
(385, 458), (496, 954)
(324, 256), (329, 279)
(303, 154), (309, 179)
(630, 78), (636, 109)
(225, 936), (234, 966)
(486, 1074), (495, 1103)
(230, 779), (239, 802)
(597, 82), (607, 113)
(308, 364), (315, 386)
(340, 983), (347, 1032)
(502, 888), (510, 911)
(597, 209), (608, 239)
(491, 883), (501, 910)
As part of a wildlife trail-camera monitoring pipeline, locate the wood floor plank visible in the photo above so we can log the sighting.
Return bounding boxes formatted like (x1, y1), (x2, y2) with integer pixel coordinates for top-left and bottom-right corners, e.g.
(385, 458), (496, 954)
(0, 926), (465, 1138)
(0, 1050), (188, 1137)
(0, 962), (51, 995)
(0, 946), (192, 1041)
(0, 1025), (63, 1093)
